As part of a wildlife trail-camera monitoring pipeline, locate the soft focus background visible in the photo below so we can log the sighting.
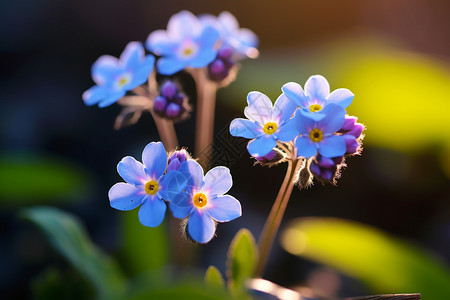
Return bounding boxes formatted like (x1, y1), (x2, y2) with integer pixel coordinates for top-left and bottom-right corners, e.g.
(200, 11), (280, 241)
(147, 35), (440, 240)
(1, 0), (449, 299)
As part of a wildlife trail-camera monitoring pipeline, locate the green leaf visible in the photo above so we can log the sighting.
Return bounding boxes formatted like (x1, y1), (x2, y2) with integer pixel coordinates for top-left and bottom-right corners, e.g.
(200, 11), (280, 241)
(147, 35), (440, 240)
(281, 217), (450, 300)
(0, 153), (91, 205)
(226, 228), (258, 295)
(21, 206), (126, 300)
(205, 266), (225, 289)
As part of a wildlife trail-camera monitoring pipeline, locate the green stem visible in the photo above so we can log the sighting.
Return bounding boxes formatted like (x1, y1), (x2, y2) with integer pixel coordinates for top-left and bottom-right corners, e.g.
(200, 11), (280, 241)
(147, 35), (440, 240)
(255, 157), (301, 277)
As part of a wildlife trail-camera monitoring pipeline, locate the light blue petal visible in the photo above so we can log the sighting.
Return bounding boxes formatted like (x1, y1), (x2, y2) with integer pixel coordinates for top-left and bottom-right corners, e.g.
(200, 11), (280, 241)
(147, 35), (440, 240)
(117, 156), (147, 185)
(327, 88), (354, 108)
(167, 10), (201, 40)
(170, 202), (192, 219)
(145, 30), (176, 55)
(199, 25), (220, 47)
(304, 75), (330, 102)
(296, 110), (316, 134)
(295, 137), (318, 158)
(142, 142), (167, 179)
(82, 85), (108, 106)
(229, 118), (261, 139)
(203, 166), (232, 196)
(318, 135), (347, 158)
(187, 210), (216, 243)
(178, 160), (204, 189)
(138, 197), (167, 227)
(236, 28), (259, 49)
(317, 104), (346, 134)
(207, 195), (241, 222)
(170, 190), (192, 208)
(272, 93), (297, 123)
(130, 55), (155, 86)
(157, 57), (187, 75)
(244, 91), (273, 125)
(188, 48), (217, 68)
(159, 170), (188, 201)
(98, 90), (126, 107)
(167, 158), (181, 172)
(108, 182), (144, 211)
(281, 82), (308, 107)
(92, 55), (122, 85)
(247, 135), (277, 157)
(276, 116), (300, 142)
(121, 41), (144, 71)
(299, 108), (326, 122)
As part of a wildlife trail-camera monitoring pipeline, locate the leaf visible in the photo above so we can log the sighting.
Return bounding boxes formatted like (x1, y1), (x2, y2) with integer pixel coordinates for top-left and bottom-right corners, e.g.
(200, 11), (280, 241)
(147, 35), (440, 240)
(21, 206), (126, 300)
(226, 228), (258, 295)
(205, 266), (225, 288)
(0, 154), (91, 205)
(281, 217), (450, 300)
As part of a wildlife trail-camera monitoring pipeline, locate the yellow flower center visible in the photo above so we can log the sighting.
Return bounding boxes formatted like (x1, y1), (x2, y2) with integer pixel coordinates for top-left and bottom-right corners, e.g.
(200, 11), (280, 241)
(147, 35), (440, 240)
(183, 47), (194, 56)
(309, 104), (322, 113)
(144, 180), (159, 195)
(193, 192), (207, 208)
(117, 76), (130, 87)
(263, 122), (278, 135)
(309, 128), (324, 142)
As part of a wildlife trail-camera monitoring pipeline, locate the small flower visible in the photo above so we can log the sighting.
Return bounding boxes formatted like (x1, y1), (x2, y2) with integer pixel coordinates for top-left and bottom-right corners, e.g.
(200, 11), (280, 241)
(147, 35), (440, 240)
(83, 42), (155, 107)
(230, 91), (298, 158)
(170, 160), (241, 243)
(146, 10), (220, 75)
(293, 103), (347, 158)
(199, 11), (259, 60)
(108, 142), (186, 227)
(153, 80), (189, 120)
(282, 75), (354, 121)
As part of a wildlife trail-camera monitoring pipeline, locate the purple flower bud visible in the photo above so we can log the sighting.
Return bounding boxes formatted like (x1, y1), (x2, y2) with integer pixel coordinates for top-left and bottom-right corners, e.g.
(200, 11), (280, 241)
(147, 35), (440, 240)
(167, 149), (190, 171)
(153, 96), (167, 112)
(165, 102), (181, 118)
(321, 169), (334, 181)
(309, 161), (321, 177)
(318, 156), (335, 169)
(348, 123), (364, 138)
(173, 94), (185, 106)
(217, 46), (233, 59)
(343, 134), (358, 154)
(209, 59), (226, 75)
(160, 81), (178, 99)
(340, 116), (357, 132)
(255, 149), (277, 161)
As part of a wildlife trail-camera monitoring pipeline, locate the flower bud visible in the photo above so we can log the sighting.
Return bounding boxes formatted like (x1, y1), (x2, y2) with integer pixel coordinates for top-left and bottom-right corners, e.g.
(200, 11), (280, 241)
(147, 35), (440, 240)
(160, 80), (178, 99)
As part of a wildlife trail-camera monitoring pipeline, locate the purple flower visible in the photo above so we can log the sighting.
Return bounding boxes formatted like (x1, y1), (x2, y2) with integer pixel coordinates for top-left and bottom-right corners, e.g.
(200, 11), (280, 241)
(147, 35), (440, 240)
(108, 142), (186, 227)
(146, 11), (220, 75)
(170, 160), (241, 243)
(293, 103), (347, 158)
(282, 75), (354, 121)
(83, 42), (155, 107)
(229, 91), (299, 158)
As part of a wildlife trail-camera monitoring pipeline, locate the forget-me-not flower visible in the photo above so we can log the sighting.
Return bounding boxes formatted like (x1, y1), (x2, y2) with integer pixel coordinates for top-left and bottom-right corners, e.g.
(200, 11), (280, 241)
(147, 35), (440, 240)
(108, 142), (186, 227)
(282, 75), (354, 121)
(83, 42), (155, 108)
(170, 160), (241, 244)
(229, 91), (299, 158)
(146, 10), (220, 75)
(293, 103), (347, 158)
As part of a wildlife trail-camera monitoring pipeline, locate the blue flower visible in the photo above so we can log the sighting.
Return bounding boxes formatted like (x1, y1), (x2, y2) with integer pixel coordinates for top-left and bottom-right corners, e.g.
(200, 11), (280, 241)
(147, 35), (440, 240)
(293, 103), (347, 158)
(229, 91), (299, 157)
(199, 11), (259, 60)
(170, 160), (241, 244)
(83, 42), (155, 108)
(282, 75), (354, 121)
(108, 142), (186, 227)
(146, 11), (220, 75)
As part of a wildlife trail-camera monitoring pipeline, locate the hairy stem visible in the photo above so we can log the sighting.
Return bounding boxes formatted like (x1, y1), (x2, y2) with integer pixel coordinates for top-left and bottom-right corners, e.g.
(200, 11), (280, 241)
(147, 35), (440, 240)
(255, 156), (301, 277)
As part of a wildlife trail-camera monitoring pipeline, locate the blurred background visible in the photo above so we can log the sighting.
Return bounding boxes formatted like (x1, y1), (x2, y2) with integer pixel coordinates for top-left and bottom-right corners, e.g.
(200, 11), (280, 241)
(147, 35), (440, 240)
(1, 0), (449, 299)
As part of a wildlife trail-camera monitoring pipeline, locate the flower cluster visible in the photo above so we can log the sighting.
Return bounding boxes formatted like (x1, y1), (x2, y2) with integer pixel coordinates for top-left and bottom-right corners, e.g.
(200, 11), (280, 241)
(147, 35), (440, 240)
(230, 75), (364, 184)
(153, 80), (189, 120)
(108, 142), (241, 243)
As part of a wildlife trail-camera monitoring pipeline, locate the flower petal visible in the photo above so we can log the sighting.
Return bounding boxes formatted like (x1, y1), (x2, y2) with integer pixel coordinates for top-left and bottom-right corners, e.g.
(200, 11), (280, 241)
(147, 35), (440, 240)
(244, 91), (272, 125)
(138, 197), (167, 227)
(229, 118), (260, 139)
(142, 142), (167, 179)
(159, 170), (188, 201)
(247, 135), (276, 157)
(98, 90), (126, 108)
(187, 210), (216, 243)
(167, 10), (201, 39)
(117, 156), (147, 185)
(188, 48), (217, 68)
(170, 202), (193, 219)
(318, 135), (347, 158)
(121, 41), (144, 71)
(276, 116), (300, 142)
(157, 57), (186, 75)
(199, 25), (220, 48)
(82, 85), (109, 106)
(131, 55), (155, 86)
(295, 137), (318, 158)
(109, 182), (144, 211)
(327, 88), (354, 109)
(281, 82), (308, 107)
(178, 160), (204, 190)
(272, 93), (297, 123)
(146, 30), (176, 55)
(317, 104), (346, 134)
(207, 195), (241, 222)
(304, 75), (330, 102)
(203, 166), (232, 196)
(92, 55), (122, 86)
(218, 11), (239, 31)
